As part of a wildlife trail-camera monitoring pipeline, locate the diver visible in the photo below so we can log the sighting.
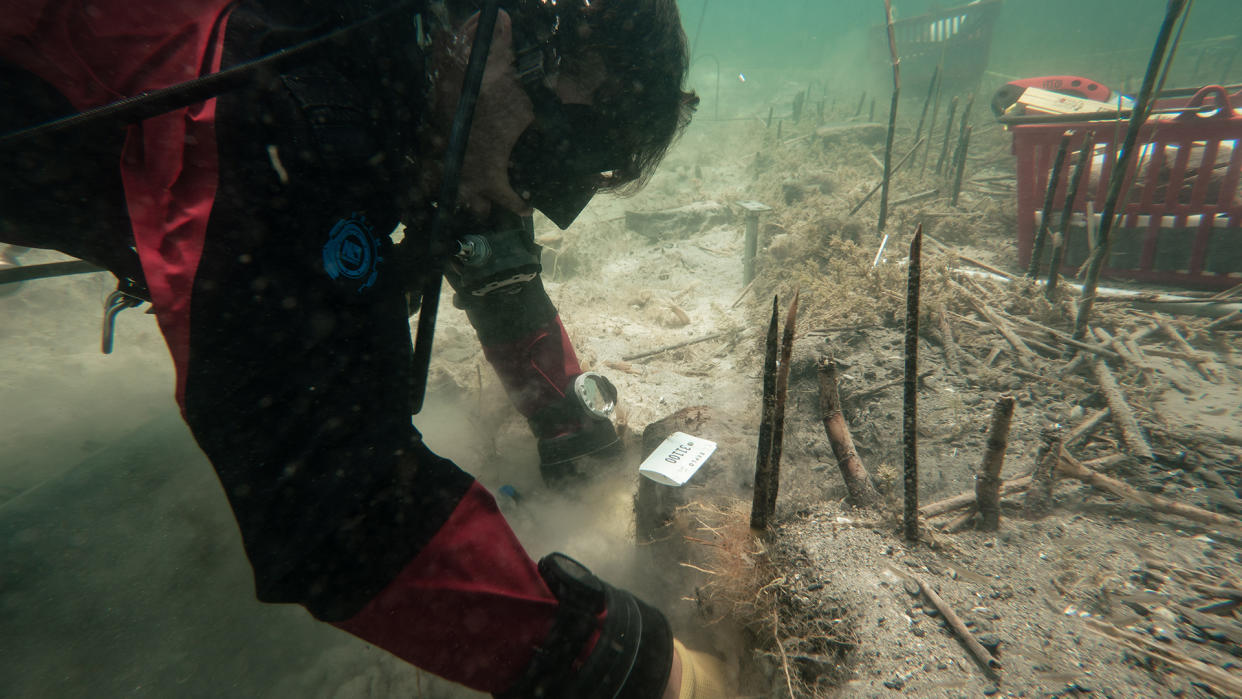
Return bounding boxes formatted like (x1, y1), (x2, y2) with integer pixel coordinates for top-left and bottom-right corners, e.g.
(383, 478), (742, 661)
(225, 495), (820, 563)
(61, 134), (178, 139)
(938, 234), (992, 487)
(0, 1), (727, 697)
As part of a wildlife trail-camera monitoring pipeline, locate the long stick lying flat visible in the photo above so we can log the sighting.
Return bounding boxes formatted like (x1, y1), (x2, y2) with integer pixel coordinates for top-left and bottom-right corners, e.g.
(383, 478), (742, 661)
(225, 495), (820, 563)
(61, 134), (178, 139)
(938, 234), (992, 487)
(1056, 452), (1242, 532)
(622, 330), (731, 361)
(1090, 358), (1155, 460)
(920, 454), (1125, 518)
(915, 575), (1002, 673)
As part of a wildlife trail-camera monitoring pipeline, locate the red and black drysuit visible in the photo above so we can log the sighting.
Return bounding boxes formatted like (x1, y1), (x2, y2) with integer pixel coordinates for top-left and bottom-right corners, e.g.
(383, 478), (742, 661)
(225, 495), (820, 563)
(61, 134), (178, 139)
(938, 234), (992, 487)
(0, 1), (669, 695)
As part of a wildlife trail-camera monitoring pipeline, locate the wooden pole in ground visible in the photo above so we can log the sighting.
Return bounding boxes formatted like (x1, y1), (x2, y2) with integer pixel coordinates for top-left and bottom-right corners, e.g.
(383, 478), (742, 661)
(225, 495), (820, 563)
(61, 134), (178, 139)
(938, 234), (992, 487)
(913, 65), (940, 150)
(950, 125), (973, 206)
(976, 395), (1016, 531)
(764, 291), (800, 518)
(878, 0), (901, 232)
(903, 224), (924, 542)
(1091, 358), (1155, 460)
(921, 62), (945, 177)
(750, 296), (780, 531)
(816, 358), (881, 507)
(935, 96), (959, 175)
(1027, 132), (1072, 278)
(1023, 425), (1064, 518)
(1074, 0), (1193, 341)
(1047, 132), (1095, 298)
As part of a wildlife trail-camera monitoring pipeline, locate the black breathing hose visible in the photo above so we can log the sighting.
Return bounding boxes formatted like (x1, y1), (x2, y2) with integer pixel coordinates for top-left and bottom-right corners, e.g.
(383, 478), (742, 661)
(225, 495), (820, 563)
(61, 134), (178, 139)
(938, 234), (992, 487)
(409, 0), (502, 413)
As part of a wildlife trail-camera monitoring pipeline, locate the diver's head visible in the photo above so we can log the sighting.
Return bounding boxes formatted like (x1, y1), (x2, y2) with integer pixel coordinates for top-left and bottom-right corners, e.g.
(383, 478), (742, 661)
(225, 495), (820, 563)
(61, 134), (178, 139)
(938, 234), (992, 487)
(431, 0), (698, 228)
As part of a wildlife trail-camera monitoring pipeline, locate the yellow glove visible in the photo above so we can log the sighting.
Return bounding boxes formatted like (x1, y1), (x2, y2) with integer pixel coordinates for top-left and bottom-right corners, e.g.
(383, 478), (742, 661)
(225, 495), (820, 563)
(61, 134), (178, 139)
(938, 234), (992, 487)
(673, 638), (731, 698)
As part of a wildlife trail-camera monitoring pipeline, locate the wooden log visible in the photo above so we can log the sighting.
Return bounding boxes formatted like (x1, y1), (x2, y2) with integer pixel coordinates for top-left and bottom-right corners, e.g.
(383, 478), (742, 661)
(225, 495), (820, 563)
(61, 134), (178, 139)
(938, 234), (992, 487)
(915, 576), (1002, 673)
(1056, 453), (1242, 533)
(1023, 426), (1063, 518)
(976, 396), (1016, 530)
(816, 359), (881, 507)
(1091, 358), (1155, 460)
(935, 96), (959, 176)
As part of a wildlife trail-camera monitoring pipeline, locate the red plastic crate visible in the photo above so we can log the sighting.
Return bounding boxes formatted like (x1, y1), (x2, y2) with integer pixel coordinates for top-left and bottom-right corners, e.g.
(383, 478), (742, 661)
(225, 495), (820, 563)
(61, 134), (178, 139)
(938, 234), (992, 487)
(1012, 85), (1242, 289)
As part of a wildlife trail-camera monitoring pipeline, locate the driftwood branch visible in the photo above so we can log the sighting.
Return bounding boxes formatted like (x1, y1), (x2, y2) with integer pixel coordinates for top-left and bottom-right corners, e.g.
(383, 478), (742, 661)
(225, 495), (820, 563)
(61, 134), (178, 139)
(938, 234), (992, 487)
(976, 395), (1015, 530)
(817, 358), (880, 507)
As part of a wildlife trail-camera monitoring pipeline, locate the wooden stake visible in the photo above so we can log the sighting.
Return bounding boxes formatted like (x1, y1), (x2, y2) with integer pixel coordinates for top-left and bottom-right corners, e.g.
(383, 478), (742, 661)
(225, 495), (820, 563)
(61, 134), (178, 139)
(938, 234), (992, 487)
(878, 0), (901, 232)
(765, 291), (800, 518)
(913, 65), (941, 148)
(751, 296), (780, 531)
(1027, 132), (1072, 278)
(1023, 425), (1063, 518)
(817, 358), (880, 507)
(935, 96), (959, 176)
(976, 395), (1016, 531)
(1047, 132), (1096, 298)
(950, 125), (973, 207)
(1074, 0), (1193, 341)
(903, 224), (924, 542)
(1091, 358), (1155, 460)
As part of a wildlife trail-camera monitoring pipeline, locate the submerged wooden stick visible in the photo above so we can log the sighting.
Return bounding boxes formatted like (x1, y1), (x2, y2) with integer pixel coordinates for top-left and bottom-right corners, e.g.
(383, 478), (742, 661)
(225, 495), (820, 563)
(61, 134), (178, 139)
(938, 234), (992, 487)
(1047, 132), (1095, 298)
(921, 454), (1125, 518)
(1154, 317), (1218, 382)
(1091, 358), (1155, 460)
(878, 0), (901, 232)
(1023, 425), (1063, 518)
(750, 296), (780, 531)
(765, 291), (800, 518)
(1065, 407), (1110, 448)
(1074, 0), (1193, 341)
(950, 125), (973, 206)
(937, 306), (963, 373)
(935, 96), (959, 175)
(817, 358), (880, 507)
(1028, 132), (1072, 278)
(1056, 452), (1242, 532)
(849, 137), (925, 216)
(903, 224), (924, 542)
(976, 395), (1016, 531)
(915, 576), (1002, 673)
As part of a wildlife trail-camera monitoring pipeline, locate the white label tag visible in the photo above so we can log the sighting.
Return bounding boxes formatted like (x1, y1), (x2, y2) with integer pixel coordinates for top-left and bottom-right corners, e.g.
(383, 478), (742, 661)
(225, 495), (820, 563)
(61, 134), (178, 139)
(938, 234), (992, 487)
(639, 431), (717, 487)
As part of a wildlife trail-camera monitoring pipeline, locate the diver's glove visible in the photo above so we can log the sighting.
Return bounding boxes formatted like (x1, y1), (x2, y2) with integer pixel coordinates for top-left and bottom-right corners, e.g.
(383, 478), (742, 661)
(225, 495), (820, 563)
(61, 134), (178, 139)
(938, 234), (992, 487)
(673, 639), (732, 698)
(529, 372), (621, 486)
